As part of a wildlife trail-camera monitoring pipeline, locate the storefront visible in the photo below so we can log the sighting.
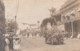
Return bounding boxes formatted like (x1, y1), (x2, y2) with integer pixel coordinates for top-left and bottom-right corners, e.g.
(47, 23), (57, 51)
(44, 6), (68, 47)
(59, 0), (80, 38)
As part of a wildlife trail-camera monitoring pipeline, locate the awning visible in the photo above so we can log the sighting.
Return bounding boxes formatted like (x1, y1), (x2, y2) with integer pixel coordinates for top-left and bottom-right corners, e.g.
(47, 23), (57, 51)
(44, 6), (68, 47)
(66, 10), (75, 15)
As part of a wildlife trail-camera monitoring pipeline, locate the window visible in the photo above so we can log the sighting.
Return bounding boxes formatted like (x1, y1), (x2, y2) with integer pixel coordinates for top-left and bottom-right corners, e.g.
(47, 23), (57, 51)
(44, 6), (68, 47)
(66, 16), (70, 20)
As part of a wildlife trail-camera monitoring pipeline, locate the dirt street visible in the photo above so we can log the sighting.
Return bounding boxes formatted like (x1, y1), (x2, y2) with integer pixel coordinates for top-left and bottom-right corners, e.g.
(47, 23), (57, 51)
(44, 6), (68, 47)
(19, 36), (80, 51)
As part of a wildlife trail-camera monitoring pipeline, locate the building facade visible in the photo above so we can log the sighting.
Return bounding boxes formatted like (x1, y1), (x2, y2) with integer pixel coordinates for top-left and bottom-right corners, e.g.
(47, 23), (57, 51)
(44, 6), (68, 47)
(59, 0), (80, 38)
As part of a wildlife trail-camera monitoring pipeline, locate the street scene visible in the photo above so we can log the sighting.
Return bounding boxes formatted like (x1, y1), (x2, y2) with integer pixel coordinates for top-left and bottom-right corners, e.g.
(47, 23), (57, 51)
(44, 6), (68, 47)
(0, 0), (80, 51)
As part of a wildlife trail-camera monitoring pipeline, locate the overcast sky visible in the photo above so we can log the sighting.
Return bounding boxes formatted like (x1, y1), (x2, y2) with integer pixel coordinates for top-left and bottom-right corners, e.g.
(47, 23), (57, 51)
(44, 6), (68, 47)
(3, 0), (66, 29)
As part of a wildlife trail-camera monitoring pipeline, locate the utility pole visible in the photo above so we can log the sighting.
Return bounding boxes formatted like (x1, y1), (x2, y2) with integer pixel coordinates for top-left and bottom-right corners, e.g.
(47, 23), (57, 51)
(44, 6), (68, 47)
(15, 0), (19, 17)
(70, 11), (75, 38)
(12, 0), (19, 50)
(14, 0), (19, 34)
(70, 21), (74, 38)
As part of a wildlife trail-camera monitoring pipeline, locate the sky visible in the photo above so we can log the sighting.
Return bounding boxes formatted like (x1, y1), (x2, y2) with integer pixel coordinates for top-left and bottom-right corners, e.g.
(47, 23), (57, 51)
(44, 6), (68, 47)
(3, 0), (67, 29)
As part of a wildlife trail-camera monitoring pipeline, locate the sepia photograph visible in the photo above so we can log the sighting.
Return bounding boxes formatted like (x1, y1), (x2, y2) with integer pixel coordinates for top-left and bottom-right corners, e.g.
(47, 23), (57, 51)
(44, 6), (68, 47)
(0, 0), (80, 51)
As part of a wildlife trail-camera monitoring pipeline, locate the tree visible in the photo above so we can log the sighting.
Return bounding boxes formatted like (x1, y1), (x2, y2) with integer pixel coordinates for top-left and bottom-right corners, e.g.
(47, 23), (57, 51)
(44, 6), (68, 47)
(7, 20), (18, 33)
(40, 8), (56, 35)
(41, 18), (56, 29)
(41, 18), (49, 28)
(41, 7), (56, 28)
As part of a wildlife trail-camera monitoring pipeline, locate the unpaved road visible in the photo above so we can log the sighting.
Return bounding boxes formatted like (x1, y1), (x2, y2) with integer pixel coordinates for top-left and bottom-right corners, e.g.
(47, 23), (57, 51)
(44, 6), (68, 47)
(20, 36), (80, 51)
